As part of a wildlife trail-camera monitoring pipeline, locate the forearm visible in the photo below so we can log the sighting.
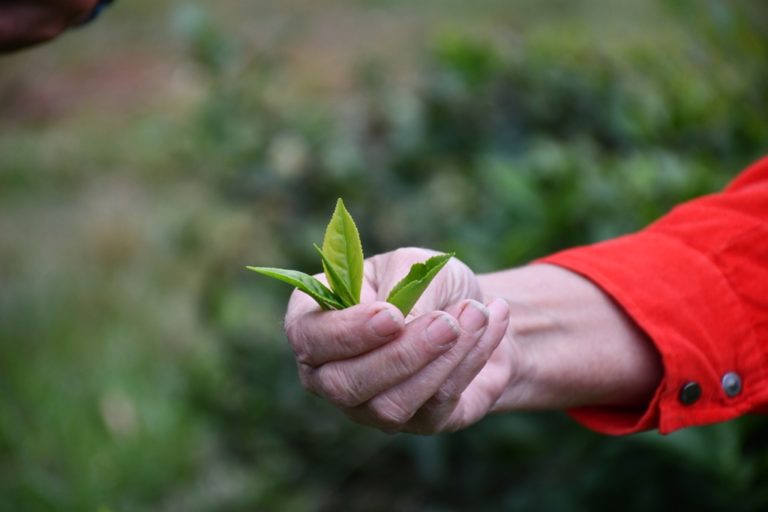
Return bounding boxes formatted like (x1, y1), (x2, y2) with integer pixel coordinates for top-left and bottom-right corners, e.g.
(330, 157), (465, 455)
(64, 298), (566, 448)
(479, 264), (662, 412)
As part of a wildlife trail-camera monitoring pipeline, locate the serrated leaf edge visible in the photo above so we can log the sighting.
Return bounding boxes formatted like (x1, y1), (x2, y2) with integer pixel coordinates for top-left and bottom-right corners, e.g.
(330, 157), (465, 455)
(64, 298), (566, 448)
(314, 244), (357, 308)
(322, 198), (364, 305)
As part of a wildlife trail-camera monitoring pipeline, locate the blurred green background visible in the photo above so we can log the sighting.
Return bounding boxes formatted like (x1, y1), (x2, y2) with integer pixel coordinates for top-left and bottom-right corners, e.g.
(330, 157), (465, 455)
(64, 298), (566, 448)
(1, 0), (767, 510)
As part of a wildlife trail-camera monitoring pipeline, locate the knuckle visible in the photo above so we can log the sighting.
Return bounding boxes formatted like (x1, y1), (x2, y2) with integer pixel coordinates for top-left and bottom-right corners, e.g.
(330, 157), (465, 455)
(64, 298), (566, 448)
(369, 394), (413, 427)
(285, 321), (314, 365)
(316, 366), (362, 408)
(297, 363), (314, 391)
(333, 317), (361, 351)
(390, 342), (419, 375)
(432, 384), (459, 405)
(292, 344), (312, 366)
(291, 338), (313, 366)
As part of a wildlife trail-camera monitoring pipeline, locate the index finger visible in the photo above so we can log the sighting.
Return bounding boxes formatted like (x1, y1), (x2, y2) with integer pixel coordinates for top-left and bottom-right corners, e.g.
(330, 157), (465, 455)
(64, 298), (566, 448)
(285, 299), (405, 367)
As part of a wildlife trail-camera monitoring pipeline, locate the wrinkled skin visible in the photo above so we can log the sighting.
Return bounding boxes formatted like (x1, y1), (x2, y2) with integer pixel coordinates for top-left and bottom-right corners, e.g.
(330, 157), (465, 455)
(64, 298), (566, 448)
(284, 248), (518, 434)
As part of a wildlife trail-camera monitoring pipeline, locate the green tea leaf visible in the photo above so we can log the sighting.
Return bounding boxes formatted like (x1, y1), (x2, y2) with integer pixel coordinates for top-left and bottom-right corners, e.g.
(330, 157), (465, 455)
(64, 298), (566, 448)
(248, 199), (455, 315)
(386, 253), (454, 316)
(246, 266), (345, 310)
(314, 244), (356, 308)
(321, 198), (364, 305)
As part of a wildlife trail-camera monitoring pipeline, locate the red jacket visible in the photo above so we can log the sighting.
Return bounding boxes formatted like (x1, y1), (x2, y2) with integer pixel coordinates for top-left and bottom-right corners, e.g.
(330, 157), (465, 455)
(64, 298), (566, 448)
(541, 157), (768, 435)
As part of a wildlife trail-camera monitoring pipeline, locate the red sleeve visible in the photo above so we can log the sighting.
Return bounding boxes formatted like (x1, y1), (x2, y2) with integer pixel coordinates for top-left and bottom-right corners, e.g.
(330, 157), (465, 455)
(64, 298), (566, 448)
(539, 156), (768, 435)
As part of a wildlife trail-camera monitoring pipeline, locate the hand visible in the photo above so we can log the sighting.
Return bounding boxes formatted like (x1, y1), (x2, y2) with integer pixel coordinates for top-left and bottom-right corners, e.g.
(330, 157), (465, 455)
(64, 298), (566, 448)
(284, 248), (515, 434)
(0, 0), (99, 52)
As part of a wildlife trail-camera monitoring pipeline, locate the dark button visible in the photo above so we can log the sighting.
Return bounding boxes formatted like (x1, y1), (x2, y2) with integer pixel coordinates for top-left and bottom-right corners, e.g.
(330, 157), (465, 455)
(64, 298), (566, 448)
(679, 381), (702, 405)
(722, 372), (742, 398)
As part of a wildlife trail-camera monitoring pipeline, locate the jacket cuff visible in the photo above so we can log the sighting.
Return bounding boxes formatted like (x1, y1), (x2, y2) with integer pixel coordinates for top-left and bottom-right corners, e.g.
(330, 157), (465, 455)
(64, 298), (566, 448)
(539, 231), (767, 435)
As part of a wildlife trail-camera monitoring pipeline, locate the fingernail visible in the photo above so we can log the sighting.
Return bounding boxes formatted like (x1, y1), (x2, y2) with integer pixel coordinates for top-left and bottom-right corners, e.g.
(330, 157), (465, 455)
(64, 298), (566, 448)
(369, 308), (400, 337)
(459, 301), (489, 332)
(426, 314), (460, 348)
(489, 298), (510, 321)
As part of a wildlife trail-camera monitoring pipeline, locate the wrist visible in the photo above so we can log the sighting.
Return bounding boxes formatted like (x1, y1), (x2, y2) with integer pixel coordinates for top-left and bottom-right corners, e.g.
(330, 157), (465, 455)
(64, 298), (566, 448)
(485, 285), (564, 412)
(481, 264), (662, 413)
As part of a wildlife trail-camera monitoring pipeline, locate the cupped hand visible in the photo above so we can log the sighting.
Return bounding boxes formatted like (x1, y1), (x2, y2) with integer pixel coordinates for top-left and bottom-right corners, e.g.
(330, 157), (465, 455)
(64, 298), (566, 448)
(284, 247), (516, 434)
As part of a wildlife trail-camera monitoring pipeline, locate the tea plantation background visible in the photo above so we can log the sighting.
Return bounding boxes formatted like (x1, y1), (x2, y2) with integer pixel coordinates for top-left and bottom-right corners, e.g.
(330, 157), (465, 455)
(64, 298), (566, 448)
(1, 0), (767, 510)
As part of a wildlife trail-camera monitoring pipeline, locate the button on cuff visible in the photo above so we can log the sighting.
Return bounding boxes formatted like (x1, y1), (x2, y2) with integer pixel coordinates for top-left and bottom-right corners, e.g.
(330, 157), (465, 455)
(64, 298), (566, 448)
(678, 381), (702, 405)
(721, 371), (742, 398)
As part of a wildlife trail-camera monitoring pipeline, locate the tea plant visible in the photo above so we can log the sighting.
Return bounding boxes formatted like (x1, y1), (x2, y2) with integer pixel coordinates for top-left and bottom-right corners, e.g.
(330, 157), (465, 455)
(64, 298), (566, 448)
(248, 199), (452, 315)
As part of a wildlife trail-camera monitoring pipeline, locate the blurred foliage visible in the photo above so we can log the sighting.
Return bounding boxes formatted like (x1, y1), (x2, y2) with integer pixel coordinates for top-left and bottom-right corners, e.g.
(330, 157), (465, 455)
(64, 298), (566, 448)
(1, 0), (767, 510)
